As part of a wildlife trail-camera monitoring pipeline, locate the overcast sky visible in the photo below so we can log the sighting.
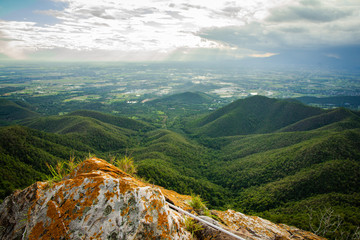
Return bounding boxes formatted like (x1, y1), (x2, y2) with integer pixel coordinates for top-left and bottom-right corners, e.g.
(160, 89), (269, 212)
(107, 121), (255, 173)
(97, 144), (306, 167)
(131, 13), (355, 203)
(0, 0), (359, 62)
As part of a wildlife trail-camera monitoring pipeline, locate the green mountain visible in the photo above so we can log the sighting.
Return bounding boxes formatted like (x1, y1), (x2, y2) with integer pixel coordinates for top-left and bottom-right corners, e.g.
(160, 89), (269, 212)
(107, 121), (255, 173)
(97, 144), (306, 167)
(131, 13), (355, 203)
(0, 125), (91, 200)
(0, 111), (153, 201)
(0, 99), (39, 125)
(131, 129), (228, 207)
(208, 129), (360, 199)
(279, 107), (360, 132)
(188, 95), (325, 137)
(21, 111), (152, 152)
(67, 110), (153, 131)
(1, 95), (360, 239)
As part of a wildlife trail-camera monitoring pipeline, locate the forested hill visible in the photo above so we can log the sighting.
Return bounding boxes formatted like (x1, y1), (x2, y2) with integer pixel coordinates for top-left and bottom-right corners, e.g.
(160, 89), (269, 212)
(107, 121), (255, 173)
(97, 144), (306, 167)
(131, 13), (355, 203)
(1, 95), (360, 239)
(0, 99), (39, 125)
(186, 95), (360, 137)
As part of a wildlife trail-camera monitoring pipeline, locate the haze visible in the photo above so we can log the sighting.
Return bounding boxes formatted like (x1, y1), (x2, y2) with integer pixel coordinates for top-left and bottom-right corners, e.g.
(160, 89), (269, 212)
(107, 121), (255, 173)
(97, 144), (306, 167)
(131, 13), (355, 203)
(0, 0), (359, 66)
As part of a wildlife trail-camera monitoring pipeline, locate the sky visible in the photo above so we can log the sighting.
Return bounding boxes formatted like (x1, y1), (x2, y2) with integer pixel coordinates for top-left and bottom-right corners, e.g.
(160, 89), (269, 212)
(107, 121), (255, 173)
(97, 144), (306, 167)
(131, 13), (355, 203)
(0, 0), (359, 63)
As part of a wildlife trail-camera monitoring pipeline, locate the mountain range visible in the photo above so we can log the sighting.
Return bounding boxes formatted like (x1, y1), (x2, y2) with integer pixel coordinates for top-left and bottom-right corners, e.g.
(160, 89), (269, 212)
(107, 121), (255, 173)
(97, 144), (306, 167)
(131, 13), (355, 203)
(1, 94), (359, 239)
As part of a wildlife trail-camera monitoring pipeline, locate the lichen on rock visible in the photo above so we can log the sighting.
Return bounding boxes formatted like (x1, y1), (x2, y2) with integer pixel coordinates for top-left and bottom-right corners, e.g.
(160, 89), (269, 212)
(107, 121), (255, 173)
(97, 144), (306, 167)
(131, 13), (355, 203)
(0, 157), (326, 240)
(0, 158), (190, 240)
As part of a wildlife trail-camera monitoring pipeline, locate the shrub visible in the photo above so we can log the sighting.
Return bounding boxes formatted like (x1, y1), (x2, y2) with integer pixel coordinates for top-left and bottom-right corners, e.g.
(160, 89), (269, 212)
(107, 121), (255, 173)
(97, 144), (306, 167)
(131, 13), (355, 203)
(45, 155), (81, 184)
(114, 156), (137, 175)
(189, 194), (208, 215)
(184, 216), (203, 237)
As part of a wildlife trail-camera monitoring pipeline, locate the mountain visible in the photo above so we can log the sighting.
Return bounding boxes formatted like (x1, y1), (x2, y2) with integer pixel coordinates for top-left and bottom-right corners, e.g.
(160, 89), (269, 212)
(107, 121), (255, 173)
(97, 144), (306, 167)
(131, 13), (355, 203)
(21, 112), (151, 152)
(67, 110), (153, 131)
(184, 96), (360, 239)
(209, 129), (360, 206)
(0, 99), (39, 125)
(0, 125), (92, 200)
(188, 95), (325, 137)
(145, 92), (217, 120)
(1, 97), (360, 239)
(0, 110), (153, 200)
(131, 129), (229, 207)
(279, 107), (360, 132)
(0, 157), (325, 240)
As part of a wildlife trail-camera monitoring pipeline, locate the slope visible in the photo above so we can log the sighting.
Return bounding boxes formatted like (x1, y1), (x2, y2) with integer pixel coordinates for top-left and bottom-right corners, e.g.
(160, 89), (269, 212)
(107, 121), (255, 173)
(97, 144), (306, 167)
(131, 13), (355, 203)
(0, 125), (92, 201)
(145, 92), (218, 123)
(129, 129), (229, 208)
(0, 99), (39, 125)
(21, 113), (147, 152)
(188, 95), (325, 137)
(208, 129), (360, 190)
(0, 157), (325, 240)
(67, 110), (153, 131)
(1, 95), (360, 239)
(279, 107), (360, 132)
(202, 126), (360, 239)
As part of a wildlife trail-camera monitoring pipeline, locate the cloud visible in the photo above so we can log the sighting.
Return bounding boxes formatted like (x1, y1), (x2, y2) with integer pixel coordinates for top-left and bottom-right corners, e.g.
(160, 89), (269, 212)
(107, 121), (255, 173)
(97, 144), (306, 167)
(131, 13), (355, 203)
(198, 0), (360, 52)
(249, 52), (278, 58)
(267, 3), (353, 23)
(0, 0), (359, 61)
(0, 31), (28, 59)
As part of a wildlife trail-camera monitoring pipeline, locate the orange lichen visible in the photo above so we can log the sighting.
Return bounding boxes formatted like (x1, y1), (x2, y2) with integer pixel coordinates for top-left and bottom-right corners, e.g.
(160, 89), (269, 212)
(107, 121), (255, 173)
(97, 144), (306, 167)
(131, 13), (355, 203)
(121, 205), (130, 217)
(104, 190), (115, 200)
(145, 213), (154, 223)
(3, 157), (327, 240)
(28, 159), (109, 239)
(157, 210), (170, 231)
(28, 221), (45, 239)
(158, 188), (192, 211)
(27, 157), (191, 239)
(213, 209), (327, 240)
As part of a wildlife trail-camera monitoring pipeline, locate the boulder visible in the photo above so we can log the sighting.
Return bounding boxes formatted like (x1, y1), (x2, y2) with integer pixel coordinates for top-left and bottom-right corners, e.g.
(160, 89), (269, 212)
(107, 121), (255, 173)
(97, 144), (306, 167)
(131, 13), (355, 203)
(0, 157), (326, 240)
(0, 158), (190, 239)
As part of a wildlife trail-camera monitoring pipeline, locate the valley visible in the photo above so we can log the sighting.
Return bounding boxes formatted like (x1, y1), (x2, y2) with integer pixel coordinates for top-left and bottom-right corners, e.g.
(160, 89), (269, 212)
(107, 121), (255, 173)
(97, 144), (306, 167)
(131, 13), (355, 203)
(1, 62), (360, 239)
(1, 91), (360, 239)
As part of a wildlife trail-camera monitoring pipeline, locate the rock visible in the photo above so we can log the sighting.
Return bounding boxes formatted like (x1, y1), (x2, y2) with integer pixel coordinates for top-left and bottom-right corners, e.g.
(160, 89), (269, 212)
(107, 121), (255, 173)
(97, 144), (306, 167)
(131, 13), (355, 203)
(212, 210), (327, 240)
(0, 157), (326, 240)
(0, 158), (191, 240)
(195, 215), (246, 240)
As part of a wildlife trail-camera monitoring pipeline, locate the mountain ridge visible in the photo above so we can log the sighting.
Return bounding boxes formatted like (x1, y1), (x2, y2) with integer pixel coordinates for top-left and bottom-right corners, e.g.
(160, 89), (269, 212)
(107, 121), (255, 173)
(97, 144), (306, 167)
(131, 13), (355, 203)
(188, 95), (326, 137)
(0, 99), (39, 125)
(1, 94), (360, 239)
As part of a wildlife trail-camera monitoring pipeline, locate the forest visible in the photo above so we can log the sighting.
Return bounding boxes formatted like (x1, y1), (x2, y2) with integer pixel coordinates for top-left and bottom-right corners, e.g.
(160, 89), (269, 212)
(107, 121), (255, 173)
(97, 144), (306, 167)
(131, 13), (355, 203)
(1, 93), (360, 239)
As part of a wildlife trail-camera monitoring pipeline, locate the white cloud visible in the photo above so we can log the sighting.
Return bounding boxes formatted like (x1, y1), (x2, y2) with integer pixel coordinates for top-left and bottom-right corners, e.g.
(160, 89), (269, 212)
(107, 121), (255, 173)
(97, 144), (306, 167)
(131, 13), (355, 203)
(249, 52), (279, 58)
(0, 0), (359, 61)
(199, 0), (360, 52)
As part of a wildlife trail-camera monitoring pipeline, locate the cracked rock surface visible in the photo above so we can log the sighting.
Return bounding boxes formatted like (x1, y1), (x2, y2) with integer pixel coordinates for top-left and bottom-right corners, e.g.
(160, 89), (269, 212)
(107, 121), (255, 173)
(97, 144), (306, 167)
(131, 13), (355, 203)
(0, 157), (326, 240)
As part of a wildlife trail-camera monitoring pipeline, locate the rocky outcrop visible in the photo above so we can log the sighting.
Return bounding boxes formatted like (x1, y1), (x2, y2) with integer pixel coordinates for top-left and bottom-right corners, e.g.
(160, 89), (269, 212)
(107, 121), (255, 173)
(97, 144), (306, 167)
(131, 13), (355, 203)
(0, 157), (326, 240)
(0, 158), (190, 240)
(210, 210), (326, 240)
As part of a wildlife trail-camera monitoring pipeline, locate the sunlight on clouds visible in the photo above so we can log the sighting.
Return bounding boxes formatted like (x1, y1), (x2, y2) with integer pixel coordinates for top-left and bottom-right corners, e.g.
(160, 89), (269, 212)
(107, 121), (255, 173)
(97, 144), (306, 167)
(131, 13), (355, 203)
(249, 52), (279, 58)
(0, 0), (358, 61)
(0, 0), (289, 60)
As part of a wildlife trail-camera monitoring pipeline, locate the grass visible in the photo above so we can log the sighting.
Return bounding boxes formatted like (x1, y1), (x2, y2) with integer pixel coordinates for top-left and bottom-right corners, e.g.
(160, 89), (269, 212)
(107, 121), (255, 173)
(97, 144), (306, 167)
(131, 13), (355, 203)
(113, 155), (137, 175)
(184, 216), (204, 238)
(188, 194), (209, 215)
(45, 155), (81, 185)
